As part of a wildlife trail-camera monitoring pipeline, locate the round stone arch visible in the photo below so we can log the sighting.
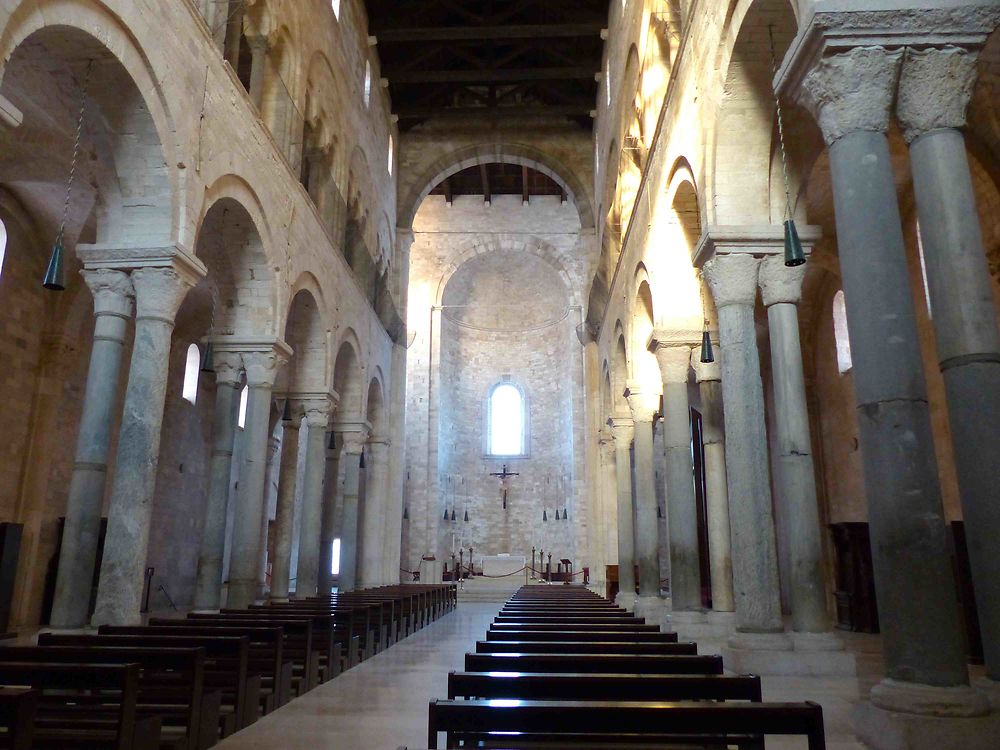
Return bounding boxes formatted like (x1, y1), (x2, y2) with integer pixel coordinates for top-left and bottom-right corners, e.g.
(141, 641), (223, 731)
(432, 235), (581, 309)
(281, 278), (329, 395)
(398, 143), (595, 231)
(611, 321), (630, 415)
(332, 329), (364, 421)
(365, 371), (387, 437)
(0, 0), (179, 244)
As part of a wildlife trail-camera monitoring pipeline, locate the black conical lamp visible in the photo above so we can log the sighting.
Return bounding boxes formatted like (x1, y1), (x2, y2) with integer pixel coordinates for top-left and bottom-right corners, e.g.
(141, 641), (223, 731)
(200, 341), (215, 373)
(403, 505), (409, 520)
(450, 508), (456, 522)
(542, 509), (548, 522)
(281, 398), (292, 422)
(700, 330), (715, 364)
(443, 507), (449, 521)
(464, 509), (469, 523)
(42, 242), (65, 291)
(562, 508), (568, 520)
(783, 219), (806, 267)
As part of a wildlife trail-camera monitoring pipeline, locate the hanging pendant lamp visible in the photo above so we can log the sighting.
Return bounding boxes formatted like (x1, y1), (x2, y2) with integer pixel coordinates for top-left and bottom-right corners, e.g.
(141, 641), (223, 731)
(700, 330), (715, 364)
(450, 509), (456, 522)
(542, 509), (548, 522)
(45, 61), (93, 291)
(783, 219), (806, 267)
(281, 398), (292, 422)
(403, 505), (409, 521)
(562, 508), (568, 520)
(200, 341), (215, 373)
(443, 507), (449, 521)
(464, 509), (469, 523)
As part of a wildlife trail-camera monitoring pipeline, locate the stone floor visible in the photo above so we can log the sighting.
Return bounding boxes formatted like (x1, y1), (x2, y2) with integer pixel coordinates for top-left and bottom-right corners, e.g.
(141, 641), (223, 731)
(214, 602), (890, 749)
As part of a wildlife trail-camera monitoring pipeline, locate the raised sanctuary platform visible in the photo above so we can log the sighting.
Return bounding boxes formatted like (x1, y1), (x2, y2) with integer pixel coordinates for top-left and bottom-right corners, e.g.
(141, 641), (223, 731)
(481, 554), (526, 578)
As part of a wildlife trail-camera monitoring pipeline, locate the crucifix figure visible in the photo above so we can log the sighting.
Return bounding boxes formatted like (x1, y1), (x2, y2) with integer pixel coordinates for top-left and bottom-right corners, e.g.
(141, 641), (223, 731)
(489, 464), (519, 509)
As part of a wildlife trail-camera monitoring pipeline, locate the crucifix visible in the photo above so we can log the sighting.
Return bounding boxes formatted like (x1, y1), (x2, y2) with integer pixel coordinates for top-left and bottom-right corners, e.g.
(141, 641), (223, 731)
(489, 464), (519, 509)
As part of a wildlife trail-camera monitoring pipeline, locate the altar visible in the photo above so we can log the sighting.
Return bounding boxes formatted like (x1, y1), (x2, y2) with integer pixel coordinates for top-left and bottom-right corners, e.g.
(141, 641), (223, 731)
(481, 554), (526, 578)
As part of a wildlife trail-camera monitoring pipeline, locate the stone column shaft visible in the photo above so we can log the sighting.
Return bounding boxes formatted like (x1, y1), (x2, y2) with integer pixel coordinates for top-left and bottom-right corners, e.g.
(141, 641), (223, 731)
(92, 267), (196, 626)
(227, 351), (285, 609)
(318, 441), (340, 594)
(247, 36), (268, 110)
(798, 47), (968, 690)
(50, 270), (133, 628)
(654, 345), (701, 611)
(193, 354), (243, 610)
(360, 439), (390, 589)
(703, 254), (783, 633)
(295, 403), (334, 597)
(269, 410), (302, 601)
(899, 46), (1000, 681)
(610, 420), (636, 602)
(628, 408), (659, 598)
(338, 429), (369, 591)
(760, 257), (829, 634)
(693, 348), (735, 613)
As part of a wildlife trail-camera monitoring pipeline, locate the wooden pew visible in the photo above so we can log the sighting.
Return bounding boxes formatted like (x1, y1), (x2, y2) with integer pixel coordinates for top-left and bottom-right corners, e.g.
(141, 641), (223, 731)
(41, 633), (249, 739)
(427, 699), (827, 749)
(0, 645), (211, 750)
(0, 686), (37, 750)
(485, 629), (679, 643)
(145, 621), (288, 716)
(474, 640), (698, 655)
(465, 652), (724, 674)
(491, 622), (661, 633)
(0, 661), (160, 750)
(447, 671), (763, 702)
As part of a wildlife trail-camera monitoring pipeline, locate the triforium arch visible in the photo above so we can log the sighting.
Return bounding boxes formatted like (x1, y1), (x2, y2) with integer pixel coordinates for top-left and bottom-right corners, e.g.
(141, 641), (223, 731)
(398, 143), (596, 231)
(281, 282), (328, 396)
(332, 331), (364, 421)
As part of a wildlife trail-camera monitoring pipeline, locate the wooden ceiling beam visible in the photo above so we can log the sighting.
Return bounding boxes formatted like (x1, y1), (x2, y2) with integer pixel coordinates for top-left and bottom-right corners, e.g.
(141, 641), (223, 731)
(374, 23), (604, 43)
(386, 66), (595, 84)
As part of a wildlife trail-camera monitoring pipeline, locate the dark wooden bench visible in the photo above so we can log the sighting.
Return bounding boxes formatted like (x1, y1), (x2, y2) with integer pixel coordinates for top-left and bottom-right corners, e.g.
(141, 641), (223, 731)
(0, 661), (160, 750)
(465, 652), (724, 674)
(427, 699), (826, 749)
(447, 671), (763, 702)
(474, 640), (698, 655)
(0, 645), (211, 750)
(0, 686), (37, 750)
(485, 629), (679, 642)
(491, 622), (661, 633)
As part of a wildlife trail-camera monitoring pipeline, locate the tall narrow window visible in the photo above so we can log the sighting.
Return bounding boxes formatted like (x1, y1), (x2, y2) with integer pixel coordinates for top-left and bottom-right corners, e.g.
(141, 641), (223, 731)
(488, 383), (526, 456)
(605, 59), (611, 107)
(331, 0), (341, 19)
(238, 385), (249, 428)
(833, 290), (853, 374)
(330, 538), (342, 575)
(0, 217), (7, 278)
(388, 135), (394, 174)
(363, 61), (372, 107)
(916, 221), (933, 318)
(182, 344), (201, 404)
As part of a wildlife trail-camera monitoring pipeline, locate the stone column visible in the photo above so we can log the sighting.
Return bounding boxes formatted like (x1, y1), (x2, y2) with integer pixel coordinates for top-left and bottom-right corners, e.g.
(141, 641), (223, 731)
(227, 348), (287, 609)
(337, 425), (370, 592)
(609, 418), (636, 610)
(759, 257), (830, 635)
(691, 347), (734, 614)
(360, 437), (391, 589)
(624, 390), (661, 600)
(269, 403), (303, 601)
(222, 0), (244, 68)
(651, 342), (701, 612)
(702, 254), (784, 638)
(92, 267), (197, 626)
(295, 400), (334, 597)
(246, 35), (269, 110)
(792, 45), (981, 714)
(256, 432), (281, 600)
(318, 433), (341, 594)
(50, 270), (133, 628)
(898, 46), (1000, 683)
(598, 429), (618, 589)
(193, 352), (244, 610)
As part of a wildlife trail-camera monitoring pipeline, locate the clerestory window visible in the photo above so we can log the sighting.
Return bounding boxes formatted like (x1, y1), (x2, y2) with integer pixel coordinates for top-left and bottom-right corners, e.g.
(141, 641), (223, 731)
(833, 290), (852, 375)
(182, 343), (201, 404)
(487, 382), (527, 457)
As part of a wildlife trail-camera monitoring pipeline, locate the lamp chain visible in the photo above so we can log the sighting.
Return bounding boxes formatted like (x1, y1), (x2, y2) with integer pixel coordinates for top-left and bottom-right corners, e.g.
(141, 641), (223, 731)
(767, 26), (793, 222)
(58, 61), (93, 246)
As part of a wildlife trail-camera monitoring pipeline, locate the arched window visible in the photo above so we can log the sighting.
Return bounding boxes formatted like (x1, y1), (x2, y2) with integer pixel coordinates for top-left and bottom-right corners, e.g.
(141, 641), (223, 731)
(331, 0), (341, 19)
(363, 61), (372, 107)
(605, 59), (611, 107)
(330, 538), (341, 576)
(488, 382), (526, 456)
(388, 135), (394, 175)
(0, 217), (7, 278)
(833, 290), (853, 375)
(916, 221), (933, 318)
(238, 385), (249, 428)
(182, 344), (201, 404)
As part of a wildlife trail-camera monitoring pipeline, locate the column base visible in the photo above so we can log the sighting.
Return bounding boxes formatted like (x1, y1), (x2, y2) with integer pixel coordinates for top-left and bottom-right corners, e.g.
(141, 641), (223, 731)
(671, 609), (737, 641)
(721, 629), (857, 676)
(615, 591), (637, 611)
(973, 677), (1000, 711)
(633, 596), (672, 632)
(855, 681), (996, 750)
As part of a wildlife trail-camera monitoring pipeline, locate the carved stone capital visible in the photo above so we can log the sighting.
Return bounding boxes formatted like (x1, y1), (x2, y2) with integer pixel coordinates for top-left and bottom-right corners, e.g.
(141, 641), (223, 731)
(758, 255), (806, 307)
(652, 344), (693, 385)
(242, 350), (288, 389)
(130, 267), (194, 324)
(897, 46), (979, 143)
(703, 254), (760, 309)
(82, 269), (134, 318)
(608, 417), (635, 446)
(691, 345), (722, 383)
(334, 421), (372, 455)
(213, 352), (244, 388)
(302, 398), (334, 429)
(797, 47), (902, 145)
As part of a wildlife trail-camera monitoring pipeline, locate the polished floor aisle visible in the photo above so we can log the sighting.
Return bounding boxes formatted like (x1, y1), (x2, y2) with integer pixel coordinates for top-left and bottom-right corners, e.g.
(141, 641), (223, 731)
(217, 601), (877, 749)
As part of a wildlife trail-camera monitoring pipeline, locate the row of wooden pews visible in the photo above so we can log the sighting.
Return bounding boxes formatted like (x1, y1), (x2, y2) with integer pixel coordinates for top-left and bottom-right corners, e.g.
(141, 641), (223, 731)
(424, 585), (827, 749)
(0, 583), (453, 750)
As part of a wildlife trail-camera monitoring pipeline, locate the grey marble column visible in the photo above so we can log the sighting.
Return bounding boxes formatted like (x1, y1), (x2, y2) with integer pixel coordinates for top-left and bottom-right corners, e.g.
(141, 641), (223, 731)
(50, 270), (133, 628)
(337, 426), (369, 592)
(256, 432), (281, 599)
(360, 437), (391, 589)
(318, 434), (341, 595)
(246, 35), (269, 110)
(692, 348), (734, 613)
(609, 418), (636, 606)
(193, 353), (244, 610)
(92, 267), (197, 626)
(295, 400), (334, 597)
(898, 46), (1000, 683)
(702, 254), (783, 635)
(625, 393), (660, 599)
(652, 343), (701, 612)
(795, 46), (976, 707)
(759, 257), (830, 634)
(269, 404), (303, 601)
(227, 350), (287, 609)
